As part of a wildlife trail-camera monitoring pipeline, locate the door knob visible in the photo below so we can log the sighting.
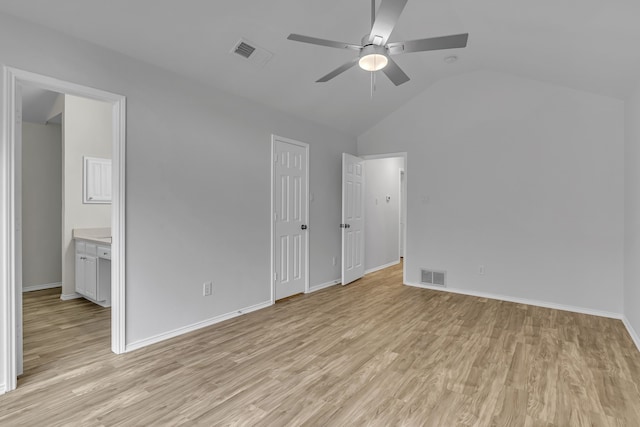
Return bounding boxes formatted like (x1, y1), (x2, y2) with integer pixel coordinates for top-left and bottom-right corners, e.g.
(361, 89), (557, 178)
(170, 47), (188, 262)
(301, 224), (308, 230)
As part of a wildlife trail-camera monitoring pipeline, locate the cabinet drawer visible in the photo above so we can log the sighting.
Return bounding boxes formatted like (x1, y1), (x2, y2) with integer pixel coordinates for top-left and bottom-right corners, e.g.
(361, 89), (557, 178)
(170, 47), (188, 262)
(98, 246), (111, 260)
(76, 241), (86, 254)
(85, 243), (97, 256)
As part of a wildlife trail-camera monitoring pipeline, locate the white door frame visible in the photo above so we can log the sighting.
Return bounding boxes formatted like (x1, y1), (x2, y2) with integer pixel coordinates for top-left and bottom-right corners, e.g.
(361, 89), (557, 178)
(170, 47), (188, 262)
(399, 168), (405, 259)
(1, 67), (127, 393)
(270, 135), (310, 303)
(360, 152), (407, 283)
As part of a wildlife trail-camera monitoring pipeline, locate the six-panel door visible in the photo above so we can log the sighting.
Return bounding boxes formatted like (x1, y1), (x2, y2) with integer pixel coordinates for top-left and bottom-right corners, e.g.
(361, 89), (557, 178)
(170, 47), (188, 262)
(274, 139), (308, 300)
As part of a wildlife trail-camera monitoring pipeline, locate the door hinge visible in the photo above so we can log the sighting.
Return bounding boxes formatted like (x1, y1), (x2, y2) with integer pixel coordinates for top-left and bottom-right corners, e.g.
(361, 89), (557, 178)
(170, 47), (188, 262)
(274, 272), (277, 282)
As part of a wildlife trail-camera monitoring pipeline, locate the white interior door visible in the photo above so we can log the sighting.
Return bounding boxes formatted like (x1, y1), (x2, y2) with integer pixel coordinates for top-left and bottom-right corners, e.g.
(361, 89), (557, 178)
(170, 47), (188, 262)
(273, 137), (308, 300)
(15, 84), (23, 376)
(341, 153), (365, 285)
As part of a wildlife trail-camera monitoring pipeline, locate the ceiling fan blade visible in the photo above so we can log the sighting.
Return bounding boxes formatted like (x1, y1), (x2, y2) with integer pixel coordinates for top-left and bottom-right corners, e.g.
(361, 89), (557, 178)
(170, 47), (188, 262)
(382, 57), (410, 86)
(368, 0), (408, 45)
(387, 33), (469, 55)
(287, 34), (362, 51)
(316, 59), (359, 82)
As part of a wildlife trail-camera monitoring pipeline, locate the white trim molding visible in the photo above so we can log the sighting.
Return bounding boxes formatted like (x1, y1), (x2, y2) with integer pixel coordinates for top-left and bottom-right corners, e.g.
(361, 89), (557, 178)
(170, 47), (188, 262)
(360, 152), (408, 160)
(405, 281), (623, 320)
(308, 279), (340, 293)
(60, 293), (83, 301)
(23, 282), (61, 293)
(623, 316), (640, 352)
(1, 66), (126, 394)
(126, 301), (272, 352)
(2, 65), (20, 393)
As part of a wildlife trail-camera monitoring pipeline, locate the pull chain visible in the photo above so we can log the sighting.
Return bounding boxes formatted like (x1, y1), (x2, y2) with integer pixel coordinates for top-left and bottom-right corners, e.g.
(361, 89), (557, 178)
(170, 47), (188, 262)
(371, 71), (374, 99)
(370, 71), (377, 99)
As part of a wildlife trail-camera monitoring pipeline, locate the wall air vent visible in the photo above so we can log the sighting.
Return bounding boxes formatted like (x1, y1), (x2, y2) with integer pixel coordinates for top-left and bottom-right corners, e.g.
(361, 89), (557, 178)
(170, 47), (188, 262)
(420, 269), (446, 287)
(230, 38), (274, 67)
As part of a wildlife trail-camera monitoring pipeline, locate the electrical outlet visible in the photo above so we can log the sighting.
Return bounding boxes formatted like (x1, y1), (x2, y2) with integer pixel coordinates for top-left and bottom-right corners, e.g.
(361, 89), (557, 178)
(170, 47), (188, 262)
(203, 281), (213, 296)
(479, 265), (485, 275)
(332, 256), (337, 266)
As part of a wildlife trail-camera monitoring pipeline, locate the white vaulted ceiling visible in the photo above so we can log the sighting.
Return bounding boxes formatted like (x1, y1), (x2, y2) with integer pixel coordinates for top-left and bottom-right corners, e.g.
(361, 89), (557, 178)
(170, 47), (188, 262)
(1, 0), (639, 135)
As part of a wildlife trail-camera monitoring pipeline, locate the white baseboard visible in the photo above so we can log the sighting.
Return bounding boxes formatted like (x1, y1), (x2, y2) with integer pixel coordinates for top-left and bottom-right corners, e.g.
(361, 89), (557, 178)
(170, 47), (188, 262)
(623, 316), (640, 352)
(404, 281), (623, 320)
(0, 382), (5, 395)
(308, 279), (340, 293)
(308, 261), (400, 293)
(60, 293), (82, 301)
(126, 300), (272, 353)
(365, 260), (400, 275)
(23, 282), (61, 293)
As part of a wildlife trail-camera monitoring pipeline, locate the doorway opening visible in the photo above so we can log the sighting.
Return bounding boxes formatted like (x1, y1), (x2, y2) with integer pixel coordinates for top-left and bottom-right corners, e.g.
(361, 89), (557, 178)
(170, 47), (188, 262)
(340, 152), (407, 286)
(1, 67), (126, 393)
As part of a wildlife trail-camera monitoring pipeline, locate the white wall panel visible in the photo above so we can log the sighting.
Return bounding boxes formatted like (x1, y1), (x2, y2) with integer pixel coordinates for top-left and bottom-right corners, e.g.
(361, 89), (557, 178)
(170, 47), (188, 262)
(359, 71), (624, 314)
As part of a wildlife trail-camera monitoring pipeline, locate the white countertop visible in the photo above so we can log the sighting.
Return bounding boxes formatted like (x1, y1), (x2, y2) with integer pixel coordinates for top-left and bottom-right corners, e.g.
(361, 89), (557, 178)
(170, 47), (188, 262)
(73, 227), (112, 245)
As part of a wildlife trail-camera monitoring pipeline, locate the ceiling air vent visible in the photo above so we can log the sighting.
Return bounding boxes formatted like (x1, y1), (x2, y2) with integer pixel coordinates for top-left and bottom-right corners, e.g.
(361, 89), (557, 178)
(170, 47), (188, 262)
(421, 269), (446, 287)
(234, 41), (255, 59)
(230, 38), (274, 68)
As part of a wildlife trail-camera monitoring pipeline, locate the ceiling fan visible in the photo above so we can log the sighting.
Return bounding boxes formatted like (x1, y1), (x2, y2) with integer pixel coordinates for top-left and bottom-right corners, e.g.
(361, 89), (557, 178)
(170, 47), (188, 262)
(287, 0), (468, 86)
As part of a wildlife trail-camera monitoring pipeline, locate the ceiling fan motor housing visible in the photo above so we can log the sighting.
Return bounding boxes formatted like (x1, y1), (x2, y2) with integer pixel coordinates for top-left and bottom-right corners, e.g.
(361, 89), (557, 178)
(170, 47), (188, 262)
(359, 44), (387, 58)
(362, 33), (385, 46)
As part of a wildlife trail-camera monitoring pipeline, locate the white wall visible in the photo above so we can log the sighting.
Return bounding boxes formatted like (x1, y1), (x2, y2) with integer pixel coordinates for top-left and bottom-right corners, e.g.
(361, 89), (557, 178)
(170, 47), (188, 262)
(358, 70), (625, 314)
(21, 122), (62, 290)
(624, 80), (640, 343)
(364, 157), (404, 271)
(0, 10), (355, 387)
(62, 95), (112, 296)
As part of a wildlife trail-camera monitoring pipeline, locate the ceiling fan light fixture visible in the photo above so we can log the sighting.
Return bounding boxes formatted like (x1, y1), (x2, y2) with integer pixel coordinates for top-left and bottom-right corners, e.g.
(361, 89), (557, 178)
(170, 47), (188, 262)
(359, 53), (388, 71)
(358, 44), (388, 71)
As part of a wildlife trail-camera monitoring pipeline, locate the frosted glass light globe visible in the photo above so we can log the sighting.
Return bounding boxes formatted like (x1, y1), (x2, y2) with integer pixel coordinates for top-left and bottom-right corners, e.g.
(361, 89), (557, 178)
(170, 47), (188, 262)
(358, 53), (388, 71)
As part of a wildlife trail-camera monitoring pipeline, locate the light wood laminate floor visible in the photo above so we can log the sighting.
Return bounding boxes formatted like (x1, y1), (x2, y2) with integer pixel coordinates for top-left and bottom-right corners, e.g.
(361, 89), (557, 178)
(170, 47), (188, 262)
(2, 263), (640, 426)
